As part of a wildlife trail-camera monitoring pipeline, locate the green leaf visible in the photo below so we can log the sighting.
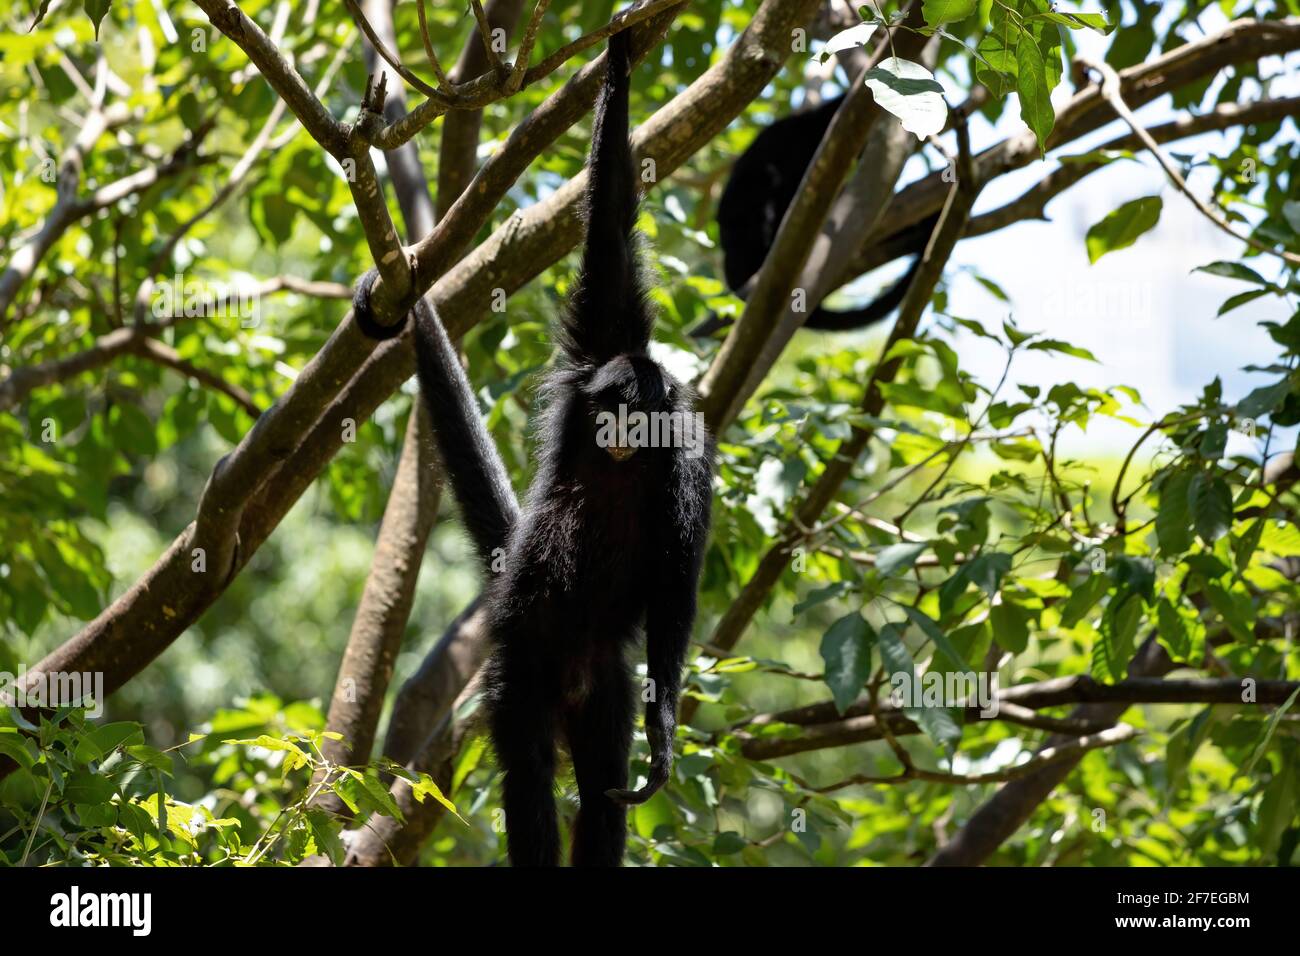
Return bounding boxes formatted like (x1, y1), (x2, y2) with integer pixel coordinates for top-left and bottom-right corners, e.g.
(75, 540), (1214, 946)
(819, 612), (876, 714)
(1198, 422), (1228, 460)
(409, 772), (464, 823)
(1155, 598), (1191, 663)
(903, 607), (970, 670)
(1255, 760), (1297, 859)
(1015, 28), (1054, 152)
(792, 581), (853, 615)
(1237, 377), (1293, 420)
(922, 0), (976, 27)
(990, 601), (1029, 654)
(1092, 593), (1142, 683)
(939, 552), (1011, 615)
(1187, 472), (1232, 544)
(1058, 572), (1109, 628)
(1026, 339), (1098, 361)
(0, 731), (37, 770)
(876, 542), (928, 576)
(84, 0), (112, 39)
(1156, 470), (1193, 556)
(28, 0), (54, 32)
(1241, 685), (1300, 778)
(1193, 261), (1268, 285)
(107, 403), (158, 457)
(878, 623), (961, 755)
(1233, 518), (1265, 573)
(73, 721), (145, 763)
(1086, 196), (1162, 263)
(1217, 289), (1270, 316)
(64, 770), (116, 804)
(863, 57), (948, 139)
(1035, 11), (1113, 33)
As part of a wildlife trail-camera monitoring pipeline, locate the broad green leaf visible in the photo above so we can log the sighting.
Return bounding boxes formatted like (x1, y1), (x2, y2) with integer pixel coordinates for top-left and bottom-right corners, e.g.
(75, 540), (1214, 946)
(864, 57), (948, 139)
(1193, 261), (1268, 285)
(1026, 339), (1098, 361)
(1217, 289), (1270, 316)
(1156, 470), (1193, 556)
(84, 0), (112, 39)
(1237, 377), (1293, 420)
(1187, 472), (1232, 544)
(990, 601), (1029, 654)
(1086, 196), (1162, 263)
(878, 624), (961, 754)
(819, 612), (876, 714)
(923, 0), (976, 27)
(1155, 598), (1191, 662)
(876, 541), (928, 576)
(903, 606), (971, 671)
(793, 581), (853, 615)
(1015, 27), (1054, 151)
(1092, 593), (1142, 683)
(1058, 572), (1109, 628)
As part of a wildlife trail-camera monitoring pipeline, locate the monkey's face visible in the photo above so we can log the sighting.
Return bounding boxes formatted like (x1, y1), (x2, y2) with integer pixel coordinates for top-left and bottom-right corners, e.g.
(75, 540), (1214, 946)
(581, 354), (673, 463)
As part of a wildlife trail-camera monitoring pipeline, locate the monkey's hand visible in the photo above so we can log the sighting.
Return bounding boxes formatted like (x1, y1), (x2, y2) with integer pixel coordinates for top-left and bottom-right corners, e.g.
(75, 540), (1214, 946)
(605, 719), (672, 806)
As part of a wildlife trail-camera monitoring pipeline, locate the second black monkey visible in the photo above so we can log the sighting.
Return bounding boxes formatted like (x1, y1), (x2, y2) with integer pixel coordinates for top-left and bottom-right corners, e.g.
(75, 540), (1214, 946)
(701, 92), (935, 336)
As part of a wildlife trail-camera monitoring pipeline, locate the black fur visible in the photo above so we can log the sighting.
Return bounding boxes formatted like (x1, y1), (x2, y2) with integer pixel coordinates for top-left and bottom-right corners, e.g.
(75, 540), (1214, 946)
(699, 92), (931, 337)
(354, 32), (713, 867)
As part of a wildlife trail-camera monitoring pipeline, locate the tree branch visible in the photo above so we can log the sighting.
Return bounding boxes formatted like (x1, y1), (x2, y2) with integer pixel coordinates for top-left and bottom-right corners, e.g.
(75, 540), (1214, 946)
(1079, 54), (1300, 266)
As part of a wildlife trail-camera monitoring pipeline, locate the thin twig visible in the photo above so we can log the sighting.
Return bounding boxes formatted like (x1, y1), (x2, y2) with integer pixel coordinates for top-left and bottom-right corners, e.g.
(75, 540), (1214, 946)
(470, 0), (506, 73)
(1082, 57), (1299, 267)
(415, 0), (452, 88)
(508, 0), (552, 92)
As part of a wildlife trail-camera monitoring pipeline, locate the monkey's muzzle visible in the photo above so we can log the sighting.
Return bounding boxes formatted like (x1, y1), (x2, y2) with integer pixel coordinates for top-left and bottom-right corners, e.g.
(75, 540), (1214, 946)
(607, 444), (637, 462)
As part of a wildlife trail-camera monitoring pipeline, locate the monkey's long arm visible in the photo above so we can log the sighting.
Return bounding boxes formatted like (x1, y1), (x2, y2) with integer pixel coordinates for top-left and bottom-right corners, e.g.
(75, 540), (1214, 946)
(352, 273), (519, 572)
(556, 29), (652, 367)
(607, 449), (713, 806)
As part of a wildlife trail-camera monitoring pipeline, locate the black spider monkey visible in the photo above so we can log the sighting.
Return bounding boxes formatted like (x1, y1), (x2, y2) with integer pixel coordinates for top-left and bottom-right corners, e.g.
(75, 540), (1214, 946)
(353, 32), (714, 867)
(695, 91), (937, 337)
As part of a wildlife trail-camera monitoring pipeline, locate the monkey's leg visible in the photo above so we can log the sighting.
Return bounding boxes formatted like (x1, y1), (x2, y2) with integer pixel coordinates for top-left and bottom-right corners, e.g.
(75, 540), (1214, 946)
(564, 660), (634, 867)
(489, 657), (562, 867)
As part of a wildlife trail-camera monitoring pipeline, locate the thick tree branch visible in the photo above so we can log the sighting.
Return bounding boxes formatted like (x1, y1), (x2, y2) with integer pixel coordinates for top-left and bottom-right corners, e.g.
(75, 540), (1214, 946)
(798, 725), (1139, 791)
(437, 0), (528, 218)
(736, 676), (1300, 760)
